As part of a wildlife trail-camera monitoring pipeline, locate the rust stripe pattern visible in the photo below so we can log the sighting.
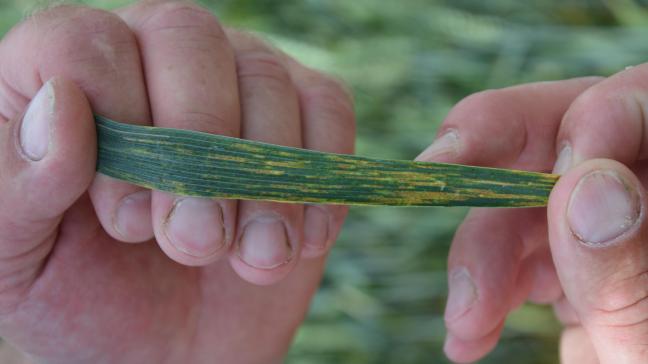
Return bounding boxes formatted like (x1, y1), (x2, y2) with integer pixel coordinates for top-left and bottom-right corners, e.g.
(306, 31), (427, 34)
(95, 115), (559, 207)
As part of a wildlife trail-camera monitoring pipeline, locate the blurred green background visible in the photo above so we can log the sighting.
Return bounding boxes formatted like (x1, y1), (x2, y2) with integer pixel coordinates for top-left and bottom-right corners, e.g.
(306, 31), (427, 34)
(3, 0), (648, 362)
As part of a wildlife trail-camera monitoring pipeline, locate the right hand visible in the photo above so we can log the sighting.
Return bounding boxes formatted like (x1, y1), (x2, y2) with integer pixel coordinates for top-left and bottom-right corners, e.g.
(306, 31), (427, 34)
(417, 70), (648, 363)
(0, 1), (354, 363)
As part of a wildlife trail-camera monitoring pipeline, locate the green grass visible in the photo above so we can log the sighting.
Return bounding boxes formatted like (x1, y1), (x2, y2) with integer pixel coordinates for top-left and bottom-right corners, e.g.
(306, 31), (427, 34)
(3, 0), (648, 362)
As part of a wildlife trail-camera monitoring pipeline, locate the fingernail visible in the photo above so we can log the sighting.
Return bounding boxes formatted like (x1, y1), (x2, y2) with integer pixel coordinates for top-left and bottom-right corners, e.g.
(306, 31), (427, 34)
(165, 198), (226, 257)
(553, 143), (573, 175)
(238, 216), (293, 270)
(416, 129), (460, 162)
(303, 206), (330, 251)
(114, 190), (153, 241)
(445, 267), (477, 322)
(20, 80), (55, 161)
(568, 171), (641, 245)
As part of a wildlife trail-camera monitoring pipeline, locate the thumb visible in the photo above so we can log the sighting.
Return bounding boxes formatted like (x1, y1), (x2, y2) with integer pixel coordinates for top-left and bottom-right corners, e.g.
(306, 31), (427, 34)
(0, 77), (95, 311)
(548, 158), (648, 363)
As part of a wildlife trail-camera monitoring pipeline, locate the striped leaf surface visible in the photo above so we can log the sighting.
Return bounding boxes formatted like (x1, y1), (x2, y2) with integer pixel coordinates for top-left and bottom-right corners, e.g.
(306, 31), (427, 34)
(95, 115), (558, 207)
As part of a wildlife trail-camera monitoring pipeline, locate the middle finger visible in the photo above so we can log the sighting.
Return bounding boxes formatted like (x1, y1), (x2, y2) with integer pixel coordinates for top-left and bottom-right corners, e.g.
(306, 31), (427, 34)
(118, 1), (240, 266)
(226, 35), (305, 285)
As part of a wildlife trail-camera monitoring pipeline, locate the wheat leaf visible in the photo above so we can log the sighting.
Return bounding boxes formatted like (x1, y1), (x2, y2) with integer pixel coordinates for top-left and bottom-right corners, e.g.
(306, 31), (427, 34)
(95, 115), (558, 207)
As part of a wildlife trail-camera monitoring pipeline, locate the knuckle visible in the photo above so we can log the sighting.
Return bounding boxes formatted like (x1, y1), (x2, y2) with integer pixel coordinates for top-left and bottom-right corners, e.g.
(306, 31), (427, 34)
(563, 85), (640, 133)
(44, 6), (132, 45)
(563, 83), (638, 129)
(563, 87), (600, 125)
(39, 6), (135, 70)
(454, 89), (507, 117)
(311, 73), (354, 105)
(175, 111), (236, 135)
(301, 73), (356, 128)
(446, 88), (528, 164)
(236, 51), (293, 92)
(590, 270), (648, 329)
(558, 82), (646, 161)
(0, 248), (50, 315)
(225, 27), (265, 50)
(140, 1), (226, 43)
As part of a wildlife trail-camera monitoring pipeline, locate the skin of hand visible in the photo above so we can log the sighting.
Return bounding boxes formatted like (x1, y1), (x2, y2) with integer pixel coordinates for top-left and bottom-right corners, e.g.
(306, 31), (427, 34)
(0, 1), (355, 363)
(416, 69), (648, 363)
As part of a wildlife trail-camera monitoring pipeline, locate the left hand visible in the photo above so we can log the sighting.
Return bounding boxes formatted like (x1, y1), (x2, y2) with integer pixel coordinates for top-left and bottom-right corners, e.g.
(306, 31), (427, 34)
(417, 69), (648, 363)
(0, 1), (354, 363)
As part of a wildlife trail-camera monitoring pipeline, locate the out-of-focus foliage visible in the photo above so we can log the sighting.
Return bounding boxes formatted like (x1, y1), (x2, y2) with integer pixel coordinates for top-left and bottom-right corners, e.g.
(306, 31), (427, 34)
(3, 0), (648, 362)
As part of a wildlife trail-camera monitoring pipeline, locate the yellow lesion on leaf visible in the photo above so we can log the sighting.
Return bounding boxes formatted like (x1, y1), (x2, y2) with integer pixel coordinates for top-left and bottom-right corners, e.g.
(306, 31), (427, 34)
(232, 142), (265, 154)
(265, 160), (308, 169)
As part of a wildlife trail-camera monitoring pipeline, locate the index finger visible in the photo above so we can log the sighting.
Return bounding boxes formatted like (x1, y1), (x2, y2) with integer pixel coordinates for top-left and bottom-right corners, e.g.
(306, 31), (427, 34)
(117, 1), (240, 267)
(0, 5), (154, 242)
(417, 78), (601, 363)
(416, 77), (602, 171)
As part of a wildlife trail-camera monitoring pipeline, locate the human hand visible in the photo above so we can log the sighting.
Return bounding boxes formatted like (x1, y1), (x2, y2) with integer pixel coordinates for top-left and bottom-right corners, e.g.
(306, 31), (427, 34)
(417, 71), (648, 363)
(0, 1), (354, 362)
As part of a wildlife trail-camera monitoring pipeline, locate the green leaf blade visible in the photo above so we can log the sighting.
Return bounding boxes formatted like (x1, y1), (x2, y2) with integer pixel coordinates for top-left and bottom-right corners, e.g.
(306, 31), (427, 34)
(96, 115), (558, 207)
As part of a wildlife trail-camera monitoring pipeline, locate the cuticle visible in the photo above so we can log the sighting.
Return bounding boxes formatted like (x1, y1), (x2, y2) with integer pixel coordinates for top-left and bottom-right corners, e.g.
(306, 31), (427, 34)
(446, 266), (478, 322)
(306, 204), (332, 250)
(236, 214), (294, 270)
(442, 128), (461, 154)
(215, 201), (229, 247)
(14, 109), (35, 162)
(569, 170), (644, 248)
(165, 198), (228, 258)
(162, 198), (182, 251)
(441, 127), (459, 138)
(112, 194), (131, 239)
(163, 198), (183, 227)
(556, 140), (571, 154)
